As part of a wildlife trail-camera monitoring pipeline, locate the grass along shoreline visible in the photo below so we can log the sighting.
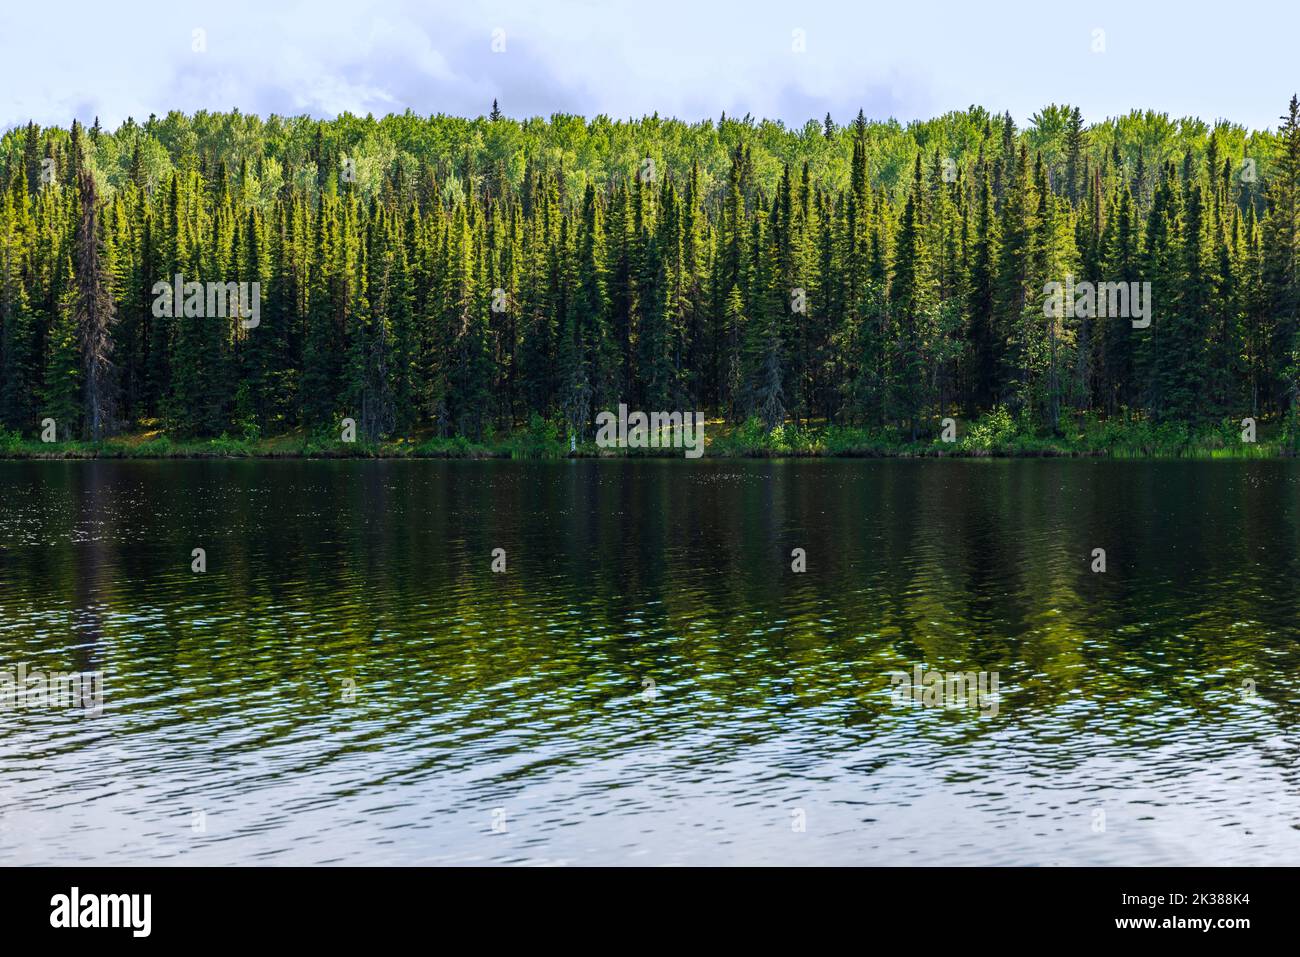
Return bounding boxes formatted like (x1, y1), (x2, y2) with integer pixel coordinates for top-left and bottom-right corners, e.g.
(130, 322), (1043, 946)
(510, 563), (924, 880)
(1, 410), (1291, 460)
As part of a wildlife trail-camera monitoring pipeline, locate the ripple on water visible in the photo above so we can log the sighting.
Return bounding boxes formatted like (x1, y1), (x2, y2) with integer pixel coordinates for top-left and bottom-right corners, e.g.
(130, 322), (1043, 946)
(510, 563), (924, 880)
(0, 458), (1298, 864)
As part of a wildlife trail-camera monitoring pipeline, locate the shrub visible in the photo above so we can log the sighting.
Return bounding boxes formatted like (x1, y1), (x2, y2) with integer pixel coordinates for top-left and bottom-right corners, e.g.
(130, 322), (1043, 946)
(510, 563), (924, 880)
(508, 414), (564, 458)
(962, 406), (1017, 451)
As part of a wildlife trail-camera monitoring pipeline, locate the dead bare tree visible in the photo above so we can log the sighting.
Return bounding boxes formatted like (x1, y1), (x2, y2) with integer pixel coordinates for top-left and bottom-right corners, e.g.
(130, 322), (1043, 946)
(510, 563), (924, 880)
(75, 166), (116, 441)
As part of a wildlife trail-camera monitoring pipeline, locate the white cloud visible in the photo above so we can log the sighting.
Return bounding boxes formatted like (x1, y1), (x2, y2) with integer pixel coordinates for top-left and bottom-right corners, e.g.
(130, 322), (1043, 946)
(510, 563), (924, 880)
(0, 0), (1294, 132)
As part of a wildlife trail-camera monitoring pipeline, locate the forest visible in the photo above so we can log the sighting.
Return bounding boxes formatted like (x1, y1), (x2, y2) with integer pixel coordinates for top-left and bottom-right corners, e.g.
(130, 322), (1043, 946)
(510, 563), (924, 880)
(1, 97), (1299, 454)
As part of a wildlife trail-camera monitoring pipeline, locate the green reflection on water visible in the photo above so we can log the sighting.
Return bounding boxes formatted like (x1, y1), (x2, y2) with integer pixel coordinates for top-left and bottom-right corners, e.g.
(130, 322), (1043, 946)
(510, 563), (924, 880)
(0, 459), (1297, 864)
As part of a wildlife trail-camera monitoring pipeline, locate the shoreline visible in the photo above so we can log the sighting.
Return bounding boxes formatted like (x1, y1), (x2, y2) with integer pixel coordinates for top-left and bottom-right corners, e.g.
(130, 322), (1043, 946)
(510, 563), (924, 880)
(2, 418), (1290, 461)
(0, 443), (1287, 462)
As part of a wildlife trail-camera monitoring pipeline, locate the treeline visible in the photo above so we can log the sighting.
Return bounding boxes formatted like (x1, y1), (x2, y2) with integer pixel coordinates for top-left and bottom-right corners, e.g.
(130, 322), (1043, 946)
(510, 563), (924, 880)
(1, 99), (1299, 443)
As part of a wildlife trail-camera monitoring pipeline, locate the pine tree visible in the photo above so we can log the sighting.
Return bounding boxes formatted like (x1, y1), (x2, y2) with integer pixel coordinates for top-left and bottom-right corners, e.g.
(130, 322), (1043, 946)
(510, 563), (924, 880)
(888, 155), (937, 438)
(967, 153), (1000, 411)
(23, 122), (42, 198)
(0, 99), (1298, 449)
(1263, 96), (1300, 420)
(0, 172), (37, 430)
(447, 201), (492, 438)
(43, 249), (81, 438)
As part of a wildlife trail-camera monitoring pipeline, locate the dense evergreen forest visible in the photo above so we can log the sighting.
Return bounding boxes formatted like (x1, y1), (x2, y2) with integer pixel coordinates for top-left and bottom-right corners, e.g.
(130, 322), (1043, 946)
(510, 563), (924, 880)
(2, 98), (1299, 449)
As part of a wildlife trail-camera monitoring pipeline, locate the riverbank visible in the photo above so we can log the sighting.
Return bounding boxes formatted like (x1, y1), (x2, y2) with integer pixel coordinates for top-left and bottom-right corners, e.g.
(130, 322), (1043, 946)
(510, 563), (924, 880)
(1, 412), (1291, 460)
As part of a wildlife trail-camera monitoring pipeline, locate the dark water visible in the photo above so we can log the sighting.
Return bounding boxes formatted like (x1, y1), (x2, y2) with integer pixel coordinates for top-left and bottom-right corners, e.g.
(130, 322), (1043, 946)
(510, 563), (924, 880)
(1, 458), (1297, 865)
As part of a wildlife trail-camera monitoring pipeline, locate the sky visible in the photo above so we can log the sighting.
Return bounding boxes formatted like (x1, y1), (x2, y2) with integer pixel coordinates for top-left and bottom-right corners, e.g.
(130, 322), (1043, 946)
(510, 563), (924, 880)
(0, 0), (1295, 133)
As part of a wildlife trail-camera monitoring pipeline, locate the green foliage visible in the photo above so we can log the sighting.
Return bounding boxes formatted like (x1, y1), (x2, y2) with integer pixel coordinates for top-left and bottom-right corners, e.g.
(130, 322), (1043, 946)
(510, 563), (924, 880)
(962, 406), (1019, 451)
(505, 414), (564, 458)
(134, 435), (175, 456)
(2, 100), (1300, 454)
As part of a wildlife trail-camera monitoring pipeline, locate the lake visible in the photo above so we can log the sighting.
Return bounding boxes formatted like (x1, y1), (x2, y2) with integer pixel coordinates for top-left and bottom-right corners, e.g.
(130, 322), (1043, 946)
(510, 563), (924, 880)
(0, 458), (1297, 865)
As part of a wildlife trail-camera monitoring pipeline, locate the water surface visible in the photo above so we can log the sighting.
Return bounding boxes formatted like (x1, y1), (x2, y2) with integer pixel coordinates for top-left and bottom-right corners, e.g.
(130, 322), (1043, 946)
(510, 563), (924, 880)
(1, 458), (1297, 864)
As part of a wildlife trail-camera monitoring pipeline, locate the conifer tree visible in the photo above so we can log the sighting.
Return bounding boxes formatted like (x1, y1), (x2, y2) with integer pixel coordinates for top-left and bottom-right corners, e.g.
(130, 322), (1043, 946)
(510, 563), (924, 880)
(0, 99), (1296, 445)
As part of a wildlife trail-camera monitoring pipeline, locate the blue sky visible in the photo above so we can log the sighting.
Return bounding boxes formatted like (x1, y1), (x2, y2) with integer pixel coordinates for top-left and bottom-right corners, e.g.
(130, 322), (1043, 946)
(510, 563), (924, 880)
(1, 0), (1295, 132)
